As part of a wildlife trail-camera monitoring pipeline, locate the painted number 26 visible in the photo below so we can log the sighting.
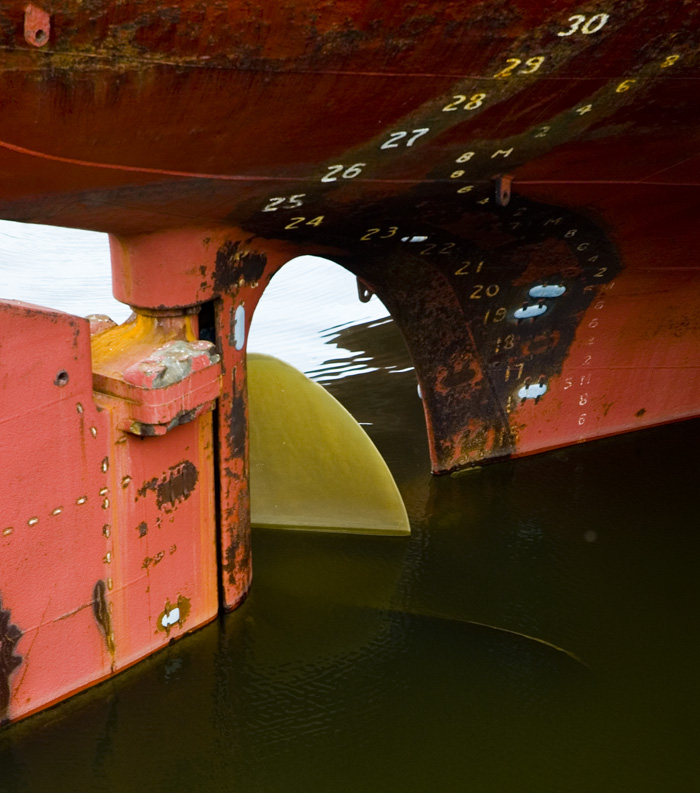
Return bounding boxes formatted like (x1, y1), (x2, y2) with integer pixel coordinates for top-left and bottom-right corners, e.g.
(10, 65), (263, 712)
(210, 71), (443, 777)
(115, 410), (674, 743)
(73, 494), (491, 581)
(321, 163), (365, 182)
(381, 128), (430, 150)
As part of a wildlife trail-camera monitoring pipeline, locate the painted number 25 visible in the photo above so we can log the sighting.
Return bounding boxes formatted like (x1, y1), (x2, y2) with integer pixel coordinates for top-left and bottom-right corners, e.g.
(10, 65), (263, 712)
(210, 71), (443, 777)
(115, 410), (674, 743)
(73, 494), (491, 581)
(262, 194), (305, 212)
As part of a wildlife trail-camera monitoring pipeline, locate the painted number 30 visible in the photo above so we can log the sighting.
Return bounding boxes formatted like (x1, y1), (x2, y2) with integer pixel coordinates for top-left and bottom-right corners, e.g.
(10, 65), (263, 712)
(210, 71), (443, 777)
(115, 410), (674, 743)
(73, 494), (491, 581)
(557, 13), (609, 37)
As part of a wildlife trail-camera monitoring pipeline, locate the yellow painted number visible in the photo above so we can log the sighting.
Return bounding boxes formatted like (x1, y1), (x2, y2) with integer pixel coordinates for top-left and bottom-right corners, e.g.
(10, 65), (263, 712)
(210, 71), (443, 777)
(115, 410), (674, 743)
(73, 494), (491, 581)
(360, 227), (398, 241)
(442, 93), (487, 112)
(285, 216), (324, 229)
(494, 56), (545, 79)
(454, 260), (484, 276)
(484, 307), (507, 323)
(470, 284), (500, 299)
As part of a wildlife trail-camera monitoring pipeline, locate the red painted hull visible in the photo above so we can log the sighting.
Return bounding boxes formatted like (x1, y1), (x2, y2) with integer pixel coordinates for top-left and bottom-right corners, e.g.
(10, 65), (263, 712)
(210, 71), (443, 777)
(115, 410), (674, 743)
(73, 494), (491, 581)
(1, 0), (699, 725)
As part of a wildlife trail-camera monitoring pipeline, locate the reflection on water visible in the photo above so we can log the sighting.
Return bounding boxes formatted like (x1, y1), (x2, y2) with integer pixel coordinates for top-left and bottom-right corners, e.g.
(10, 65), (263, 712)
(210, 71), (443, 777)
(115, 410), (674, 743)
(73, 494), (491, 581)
(0, 220), (131, 322)
(1, 224), (699, 792)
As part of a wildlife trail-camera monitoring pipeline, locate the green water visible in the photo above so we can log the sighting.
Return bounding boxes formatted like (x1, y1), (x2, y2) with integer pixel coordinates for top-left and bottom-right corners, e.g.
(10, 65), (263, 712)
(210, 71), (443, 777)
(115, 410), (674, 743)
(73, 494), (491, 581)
(0, 260), (698, 791)
(2, 352), (698, 790)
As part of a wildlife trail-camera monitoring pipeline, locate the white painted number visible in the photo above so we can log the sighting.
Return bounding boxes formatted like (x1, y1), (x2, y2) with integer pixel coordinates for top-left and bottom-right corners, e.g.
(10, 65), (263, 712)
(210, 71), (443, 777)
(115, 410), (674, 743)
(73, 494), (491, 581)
(557, 13), (610, 37)
(262, 194), (305, 212)
(380, 128), (430, 150)
(321, 163), (366, 182)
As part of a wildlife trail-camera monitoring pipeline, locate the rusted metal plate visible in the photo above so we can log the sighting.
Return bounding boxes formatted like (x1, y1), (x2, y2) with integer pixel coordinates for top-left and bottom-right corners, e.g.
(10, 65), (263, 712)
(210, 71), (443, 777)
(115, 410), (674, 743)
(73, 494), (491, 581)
(0, 1), (696, 234)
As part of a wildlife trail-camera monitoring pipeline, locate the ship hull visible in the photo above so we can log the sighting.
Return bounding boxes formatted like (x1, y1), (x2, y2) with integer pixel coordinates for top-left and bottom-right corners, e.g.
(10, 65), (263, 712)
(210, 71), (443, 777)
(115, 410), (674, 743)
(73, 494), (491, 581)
(1, 0), (699, 725)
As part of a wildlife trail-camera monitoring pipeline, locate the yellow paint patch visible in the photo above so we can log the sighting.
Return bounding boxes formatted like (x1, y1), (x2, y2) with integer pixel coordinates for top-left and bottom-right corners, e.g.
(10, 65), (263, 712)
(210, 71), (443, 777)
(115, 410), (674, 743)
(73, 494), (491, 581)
(248, 353), (409, 536)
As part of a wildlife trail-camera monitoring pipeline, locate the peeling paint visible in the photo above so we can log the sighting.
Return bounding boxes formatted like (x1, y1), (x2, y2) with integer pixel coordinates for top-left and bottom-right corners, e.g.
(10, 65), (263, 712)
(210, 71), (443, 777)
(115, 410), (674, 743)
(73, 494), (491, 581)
(213, 240), (267, 294)
(0, 596), (22, 724)
(138, 460), (199, 510)
(92, 580), (115, 659)
(156, 595), (191, 637)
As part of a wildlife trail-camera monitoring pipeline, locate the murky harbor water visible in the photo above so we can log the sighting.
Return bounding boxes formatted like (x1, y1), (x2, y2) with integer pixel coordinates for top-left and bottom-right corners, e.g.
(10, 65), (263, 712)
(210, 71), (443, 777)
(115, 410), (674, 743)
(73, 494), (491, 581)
(1, 222), (699, 792)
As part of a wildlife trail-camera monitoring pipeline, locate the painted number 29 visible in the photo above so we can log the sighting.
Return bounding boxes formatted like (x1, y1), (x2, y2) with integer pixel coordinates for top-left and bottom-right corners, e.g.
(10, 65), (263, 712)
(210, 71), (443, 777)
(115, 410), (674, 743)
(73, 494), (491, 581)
(494, 56), (545, 78)
(557, 13), (610, 36)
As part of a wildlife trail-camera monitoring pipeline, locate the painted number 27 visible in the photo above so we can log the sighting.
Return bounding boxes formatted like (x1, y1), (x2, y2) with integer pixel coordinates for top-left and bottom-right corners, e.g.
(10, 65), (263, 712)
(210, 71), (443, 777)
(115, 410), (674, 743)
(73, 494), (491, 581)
(381, 128), (430, 150)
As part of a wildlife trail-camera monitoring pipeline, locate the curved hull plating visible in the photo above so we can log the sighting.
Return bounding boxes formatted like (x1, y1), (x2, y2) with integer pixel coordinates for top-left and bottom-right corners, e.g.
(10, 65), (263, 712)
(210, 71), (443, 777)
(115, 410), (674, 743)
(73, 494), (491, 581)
(0, 0), (699, 726)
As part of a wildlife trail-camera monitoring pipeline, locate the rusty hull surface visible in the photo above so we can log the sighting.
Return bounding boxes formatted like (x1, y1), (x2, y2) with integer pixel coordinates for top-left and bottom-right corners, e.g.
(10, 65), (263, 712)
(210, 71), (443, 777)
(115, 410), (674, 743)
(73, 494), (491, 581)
(0, 301), (218, 725)
(1, 0), (700, 726)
